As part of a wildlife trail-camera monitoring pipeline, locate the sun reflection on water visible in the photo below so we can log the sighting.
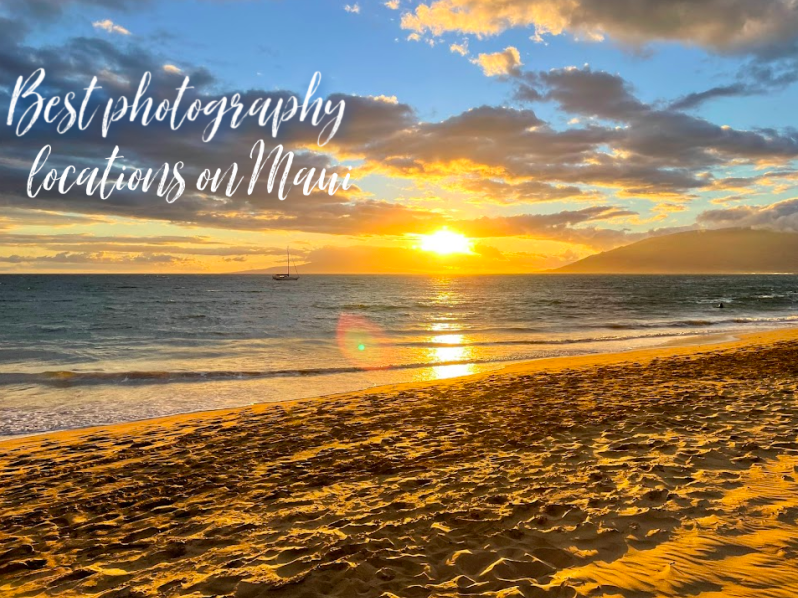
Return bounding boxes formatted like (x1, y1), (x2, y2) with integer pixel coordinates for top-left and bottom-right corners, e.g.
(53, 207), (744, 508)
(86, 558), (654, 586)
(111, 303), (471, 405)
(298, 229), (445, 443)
(424, 282), (478, 379)
(430, 321), (459, 332)
(429, 332), (476, 380)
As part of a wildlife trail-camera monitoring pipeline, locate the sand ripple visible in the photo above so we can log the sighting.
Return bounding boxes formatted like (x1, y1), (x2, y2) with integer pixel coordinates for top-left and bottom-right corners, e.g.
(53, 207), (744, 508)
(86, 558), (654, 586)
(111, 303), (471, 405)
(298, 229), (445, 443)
(2, 332), (798, 597)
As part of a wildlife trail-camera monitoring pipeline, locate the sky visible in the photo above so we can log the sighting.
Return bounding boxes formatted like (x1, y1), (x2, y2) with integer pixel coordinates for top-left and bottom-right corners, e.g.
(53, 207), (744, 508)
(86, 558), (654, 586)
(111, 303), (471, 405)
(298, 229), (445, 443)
(2, 0), (798, 273)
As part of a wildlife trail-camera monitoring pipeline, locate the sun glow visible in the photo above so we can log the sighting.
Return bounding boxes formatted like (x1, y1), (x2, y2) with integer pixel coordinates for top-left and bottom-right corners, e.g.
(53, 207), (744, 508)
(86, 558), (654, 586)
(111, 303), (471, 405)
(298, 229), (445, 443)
(418, 229), (472, 255)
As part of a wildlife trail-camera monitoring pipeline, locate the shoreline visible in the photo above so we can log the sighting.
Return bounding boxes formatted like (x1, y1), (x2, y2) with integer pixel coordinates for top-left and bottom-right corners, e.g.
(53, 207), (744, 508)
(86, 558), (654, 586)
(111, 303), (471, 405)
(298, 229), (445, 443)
(3, 326), (798, 596)
(0, 326), (791, 451)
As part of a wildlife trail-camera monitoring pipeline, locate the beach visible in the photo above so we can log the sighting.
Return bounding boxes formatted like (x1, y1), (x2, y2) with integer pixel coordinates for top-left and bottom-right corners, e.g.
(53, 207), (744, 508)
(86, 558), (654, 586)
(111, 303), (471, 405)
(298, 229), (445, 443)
(2, 328), (798, 597)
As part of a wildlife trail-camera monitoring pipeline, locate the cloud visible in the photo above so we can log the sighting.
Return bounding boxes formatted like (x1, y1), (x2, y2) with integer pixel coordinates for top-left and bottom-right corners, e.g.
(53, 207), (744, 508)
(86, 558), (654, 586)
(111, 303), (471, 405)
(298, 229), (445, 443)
(3, 6), (798, 261)
(471, 46), (522, 76)
(668, 54), (798, 110)
(514, 66), (798, 171)
(2, 0), (145, 22)
(442, 177), (594, 204)
(449, 41), (468, 56)
(400, 0), (798, 57)
(298, 244), (562, 273)
(0, 230), (315, 272)
(0, 232), (266, 254)
(0, 251), (190, 266)
(697, 198), (798, 232)
(455, 206), (639, 248)
(385, 0), (400, 9)
(162, 64), (182, 74)
(344, 3), (360, 14)
(0, 208), (110, 228)
(0, 22), (435, 236)
(534, 67), (648, 120)
(328, 64), (798, 211)
(92, 19), (131, 35)
(341, 101), (686, 199)
(370, 94), (399, 104)
(670, 83), (754, 110)
(2, 22), (794, 242)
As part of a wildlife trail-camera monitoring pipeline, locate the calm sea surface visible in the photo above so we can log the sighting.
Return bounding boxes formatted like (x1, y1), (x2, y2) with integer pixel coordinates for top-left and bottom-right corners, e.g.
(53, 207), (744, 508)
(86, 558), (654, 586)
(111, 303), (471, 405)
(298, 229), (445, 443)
(1, 274), (797, 438)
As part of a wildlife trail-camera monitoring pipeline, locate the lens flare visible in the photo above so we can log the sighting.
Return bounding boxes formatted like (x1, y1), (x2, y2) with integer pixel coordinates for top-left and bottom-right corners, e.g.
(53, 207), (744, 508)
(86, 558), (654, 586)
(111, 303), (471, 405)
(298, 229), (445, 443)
(336, 314), (391, 370)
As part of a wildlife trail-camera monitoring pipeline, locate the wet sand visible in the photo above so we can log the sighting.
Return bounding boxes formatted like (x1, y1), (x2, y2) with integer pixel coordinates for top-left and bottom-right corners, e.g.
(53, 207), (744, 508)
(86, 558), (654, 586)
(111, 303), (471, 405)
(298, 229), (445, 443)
(2, 328), (798, 597)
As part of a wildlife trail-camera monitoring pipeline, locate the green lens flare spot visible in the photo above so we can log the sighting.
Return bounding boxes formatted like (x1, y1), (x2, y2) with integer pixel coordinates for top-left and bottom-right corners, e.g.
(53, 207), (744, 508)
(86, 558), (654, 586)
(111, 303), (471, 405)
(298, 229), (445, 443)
(358, 344), (366, 351)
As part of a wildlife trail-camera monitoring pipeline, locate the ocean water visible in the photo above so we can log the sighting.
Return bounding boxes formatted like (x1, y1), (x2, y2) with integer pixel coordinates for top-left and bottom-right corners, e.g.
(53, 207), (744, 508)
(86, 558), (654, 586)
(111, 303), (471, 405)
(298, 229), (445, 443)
(1, 274), (798, 438)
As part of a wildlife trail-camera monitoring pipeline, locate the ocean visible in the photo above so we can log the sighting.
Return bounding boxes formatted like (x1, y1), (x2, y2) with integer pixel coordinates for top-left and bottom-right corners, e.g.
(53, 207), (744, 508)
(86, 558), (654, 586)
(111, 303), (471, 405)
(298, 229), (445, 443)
(1, 274), (797, 439)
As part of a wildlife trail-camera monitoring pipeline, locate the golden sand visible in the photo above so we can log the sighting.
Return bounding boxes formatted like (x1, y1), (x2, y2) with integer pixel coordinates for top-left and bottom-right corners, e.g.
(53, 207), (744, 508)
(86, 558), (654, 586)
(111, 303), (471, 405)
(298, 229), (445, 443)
(2, 329), (798, 597)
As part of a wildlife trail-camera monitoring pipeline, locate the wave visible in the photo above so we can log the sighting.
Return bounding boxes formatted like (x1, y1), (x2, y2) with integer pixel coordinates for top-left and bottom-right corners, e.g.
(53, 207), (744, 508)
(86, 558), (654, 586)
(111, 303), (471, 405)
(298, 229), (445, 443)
(603, 314), (798, 330)
(728, 315), (798, 324)
(340, 303), (408, 312)
(384, 315), (798, 337)
(37, 325), (69, 333)
(0, 360), (496, 387)
(4, 311), (798, 389)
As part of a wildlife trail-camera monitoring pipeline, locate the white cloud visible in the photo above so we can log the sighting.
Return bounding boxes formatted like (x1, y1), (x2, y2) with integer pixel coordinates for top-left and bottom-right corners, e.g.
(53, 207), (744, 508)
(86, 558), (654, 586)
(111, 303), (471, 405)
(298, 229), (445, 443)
(344, 3), (360, 13)
(162, 64), (182, 74)
(92, 19), (131, 35)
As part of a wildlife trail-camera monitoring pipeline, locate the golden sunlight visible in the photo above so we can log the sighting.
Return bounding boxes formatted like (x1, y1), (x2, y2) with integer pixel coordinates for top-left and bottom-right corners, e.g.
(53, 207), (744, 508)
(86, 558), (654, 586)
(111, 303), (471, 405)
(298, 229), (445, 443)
(417, 229), (472, 255)
(429, 333), (475, 380)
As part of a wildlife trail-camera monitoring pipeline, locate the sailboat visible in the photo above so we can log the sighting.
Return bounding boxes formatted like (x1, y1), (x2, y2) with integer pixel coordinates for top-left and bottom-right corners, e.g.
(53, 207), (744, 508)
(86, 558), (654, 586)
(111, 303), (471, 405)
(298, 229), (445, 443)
(272, 247), (299, 281)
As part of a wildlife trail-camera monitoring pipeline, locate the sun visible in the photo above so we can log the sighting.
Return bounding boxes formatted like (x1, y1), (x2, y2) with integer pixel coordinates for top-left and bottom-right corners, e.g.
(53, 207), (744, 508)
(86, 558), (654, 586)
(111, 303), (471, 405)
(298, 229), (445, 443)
(418, 229), (472, 255)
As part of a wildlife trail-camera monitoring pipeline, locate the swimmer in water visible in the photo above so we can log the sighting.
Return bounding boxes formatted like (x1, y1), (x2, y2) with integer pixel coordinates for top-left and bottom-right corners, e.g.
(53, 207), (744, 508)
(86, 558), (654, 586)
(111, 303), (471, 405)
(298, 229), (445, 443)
(717, 302), (725, 309)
